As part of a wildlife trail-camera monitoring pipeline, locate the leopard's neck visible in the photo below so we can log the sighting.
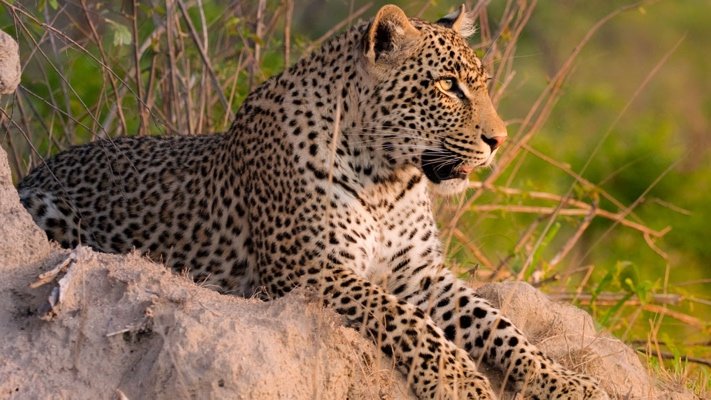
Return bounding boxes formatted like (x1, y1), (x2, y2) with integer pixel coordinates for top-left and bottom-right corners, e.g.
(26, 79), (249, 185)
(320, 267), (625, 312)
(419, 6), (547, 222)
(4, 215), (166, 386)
(225, 22), (418, 198)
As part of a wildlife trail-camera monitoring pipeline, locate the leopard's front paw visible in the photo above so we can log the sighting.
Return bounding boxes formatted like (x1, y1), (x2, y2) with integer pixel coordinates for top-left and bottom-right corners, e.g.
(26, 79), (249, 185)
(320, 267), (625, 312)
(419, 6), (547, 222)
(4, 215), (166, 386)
(457, 368), (497, 400)
(526, 366), (609, 400)
(421, 348), (497, 399)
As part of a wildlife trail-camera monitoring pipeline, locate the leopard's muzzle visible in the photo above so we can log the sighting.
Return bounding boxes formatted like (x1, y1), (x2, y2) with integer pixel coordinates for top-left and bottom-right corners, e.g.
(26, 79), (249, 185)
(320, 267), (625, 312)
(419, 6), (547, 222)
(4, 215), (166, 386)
(421, 147), (467, 184)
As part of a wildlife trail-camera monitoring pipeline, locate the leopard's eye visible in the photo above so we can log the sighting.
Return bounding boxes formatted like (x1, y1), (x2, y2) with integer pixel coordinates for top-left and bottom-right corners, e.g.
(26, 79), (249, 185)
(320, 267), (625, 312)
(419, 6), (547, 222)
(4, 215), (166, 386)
(436, 78), (466, 100)
(439, 78), (455, 91)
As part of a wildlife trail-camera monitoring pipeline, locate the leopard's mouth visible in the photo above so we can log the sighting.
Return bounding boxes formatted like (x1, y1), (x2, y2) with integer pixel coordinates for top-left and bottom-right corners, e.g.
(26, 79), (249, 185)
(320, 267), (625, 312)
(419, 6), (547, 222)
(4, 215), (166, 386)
(421, 147), (469, 184)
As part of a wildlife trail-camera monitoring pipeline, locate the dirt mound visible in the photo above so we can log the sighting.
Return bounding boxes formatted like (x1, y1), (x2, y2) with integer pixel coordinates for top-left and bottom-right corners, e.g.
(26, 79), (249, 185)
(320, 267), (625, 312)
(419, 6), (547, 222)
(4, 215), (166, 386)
(0, 148), (412, 400)
(474, 283), (693, 399)
(0, 30), (20, 94)
(1, 249), (413, 400)
(0, 146), (696, 399)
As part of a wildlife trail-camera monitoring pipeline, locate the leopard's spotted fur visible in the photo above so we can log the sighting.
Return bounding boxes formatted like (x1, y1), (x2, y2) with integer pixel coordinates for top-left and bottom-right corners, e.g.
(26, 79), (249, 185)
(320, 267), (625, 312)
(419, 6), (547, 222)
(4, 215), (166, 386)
(19, 5), (608, 399)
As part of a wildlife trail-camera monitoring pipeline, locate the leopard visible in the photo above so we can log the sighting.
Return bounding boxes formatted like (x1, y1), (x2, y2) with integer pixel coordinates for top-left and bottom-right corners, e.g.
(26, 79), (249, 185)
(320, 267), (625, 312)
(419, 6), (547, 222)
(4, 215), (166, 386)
(18, 4), (609, 399)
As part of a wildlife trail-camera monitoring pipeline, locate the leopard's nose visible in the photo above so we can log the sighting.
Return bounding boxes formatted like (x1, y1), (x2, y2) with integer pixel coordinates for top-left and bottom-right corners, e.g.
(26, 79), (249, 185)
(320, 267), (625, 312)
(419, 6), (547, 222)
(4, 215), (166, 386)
(481, 134), (507, 151)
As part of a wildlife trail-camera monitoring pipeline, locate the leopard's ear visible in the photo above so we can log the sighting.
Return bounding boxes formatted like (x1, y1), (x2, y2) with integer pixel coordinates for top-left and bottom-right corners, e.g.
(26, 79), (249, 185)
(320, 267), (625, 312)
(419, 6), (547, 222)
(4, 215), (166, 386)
(364, 5), (420, 64)
(437, 4), (477, 38)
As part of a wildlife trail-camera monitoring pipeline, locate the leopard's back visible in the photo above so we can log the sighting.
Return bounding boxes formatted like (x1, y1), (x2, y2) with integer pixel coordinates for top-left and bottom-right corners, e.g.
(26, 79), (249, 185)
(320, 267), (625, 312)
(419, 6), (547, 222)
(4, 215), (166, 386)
(18, 135), (255, 293)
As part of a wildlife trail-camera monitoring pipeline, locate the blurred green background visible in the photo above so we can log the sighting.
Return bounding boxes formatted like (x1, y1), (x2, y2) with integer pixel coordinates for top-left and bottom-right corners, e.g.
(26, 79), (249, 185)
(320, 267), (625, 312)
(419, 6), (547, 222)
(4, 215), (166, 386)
(1, 0), (709, 392)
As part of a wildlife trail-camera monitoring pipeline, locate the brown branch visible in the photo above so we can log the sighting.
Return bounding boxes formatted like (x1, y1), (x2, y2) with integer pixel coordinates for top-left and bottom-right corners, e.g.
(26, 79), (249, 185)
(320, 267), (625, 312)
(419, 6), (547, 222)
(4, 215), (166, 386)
(496, 215), (543, 277)
(165, 0), (180, 132)
(195, 0), (209, 132)
(79, 0), (128, 136)
(636, 349), (711, 368)
(469, 181), (595, 210)
(549, 199), (596, 268)
(642, 304), (708, 331)
(7, 3), (112, 143)
(452, 228), (494, 269)
(283, 0), (293, 67)
(249, 0), (266, 91)
(176, 0), (229, 111)
(629, 339), (711, 348)
(465, 201), (669, 238)
(4, 0), (160, 119)
(550, 292), (683, 305)
(131, 0), (148, 136)
(490, 0), (536, 106)
(521, 144), (632, 213)
(41, 3), (75, 144)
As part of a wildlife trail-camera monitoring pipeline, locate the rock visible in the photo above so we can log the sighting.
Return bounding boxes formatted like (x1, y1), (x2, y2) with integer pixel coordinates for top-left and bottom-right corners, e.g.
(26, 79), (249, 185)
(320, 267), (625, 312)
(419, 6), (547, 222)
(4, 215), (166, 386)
(0, 30), (20, 94)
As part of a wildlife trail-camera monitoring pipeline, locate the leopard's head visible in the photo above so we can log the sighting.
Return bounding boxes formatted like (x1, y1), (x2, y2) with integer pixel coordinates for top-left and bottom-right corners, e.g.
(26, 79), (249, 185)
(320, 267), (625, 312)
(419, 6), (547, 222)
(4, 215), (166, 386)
(360, 4), (507, 195)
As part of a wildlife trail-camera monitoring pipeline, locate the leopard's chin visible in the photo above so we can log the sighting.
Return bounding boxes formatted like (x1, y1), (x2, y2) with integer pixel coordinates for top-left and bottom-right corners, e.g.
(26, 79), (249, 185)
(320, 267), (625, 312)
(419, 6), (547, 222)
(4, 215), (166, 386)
(429, 176), (470, 197)
(421, 147), (479, 196)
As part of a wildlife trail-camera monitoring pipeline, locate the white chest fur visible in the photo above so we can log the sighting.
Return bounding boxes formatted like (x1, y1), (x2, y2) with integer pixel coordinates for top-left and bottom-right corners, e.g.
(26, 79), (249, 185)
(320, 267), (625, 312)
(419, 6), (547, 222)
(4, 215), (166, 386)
(366, 178), (444, 285)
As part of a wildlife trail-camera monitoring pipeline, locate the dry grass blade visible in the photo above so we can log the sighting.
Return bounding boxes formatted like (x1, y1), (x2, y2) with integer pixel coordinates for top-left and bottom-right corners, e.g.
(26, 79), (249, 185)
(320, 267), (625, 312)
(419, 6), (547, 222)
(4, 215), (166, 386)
(131, 0), (147, 136)
(78, 0), (128, 136)
(176, 0), (229, 110)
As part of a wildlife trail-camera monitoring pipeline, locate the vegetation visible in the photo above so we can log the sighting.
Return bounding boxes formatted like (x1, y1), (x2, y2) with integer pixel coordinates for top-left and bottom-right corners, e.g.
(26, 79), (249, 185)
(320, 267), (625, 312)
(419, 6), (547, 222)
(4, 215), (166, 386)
(1, 0), (708, 394)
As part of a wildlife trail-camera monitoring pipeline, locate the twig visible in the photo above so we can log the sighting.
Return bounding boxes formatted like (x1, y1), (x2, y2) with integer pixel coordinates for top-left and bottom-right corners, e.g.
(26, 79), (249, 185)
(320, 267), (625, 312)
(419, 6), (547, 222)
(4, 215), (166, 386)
(42, 3), (74, 144)
(452, 228), (494, 269)
(466, 203), (669, 238)
(131, 0), (148, 135)
(551, 292), (682, 305)
(650, 198), (692, 216)
(303, 2), (373, 54)
(165, 0), (180, 132)
(495, 215), (542, 276)
(490, 0), (536, 106)
(283, 0), (293, 67)
(30, 252), (77, 289)
(249, 0), (266, 91)
(629, 339), (711, 347)
(176, 0), (229, 110)
(196, 0), (209, 131)
(6, 2), (115, 141)
(636, 349), (711, 368)
(581, 157), (680, 263)
(549, 200), (597, 268)
(641, 304), (708, 331)
(79, 0), (129, 136)
(512, 4), (646, 275)
(3, 1), (157, 117)
(521, 144), (632, 213)
(469, 180), (599, 211)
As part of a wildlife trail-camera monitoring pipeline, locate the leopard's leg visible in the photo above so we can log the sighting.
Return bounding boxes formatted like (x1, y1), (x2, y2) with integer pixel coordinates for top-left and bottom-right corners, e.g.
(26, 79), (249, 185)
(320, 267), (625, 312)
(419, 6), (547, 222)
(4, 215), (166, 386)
(273, 263), (496, 399)
(388, 264), (608, 400)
